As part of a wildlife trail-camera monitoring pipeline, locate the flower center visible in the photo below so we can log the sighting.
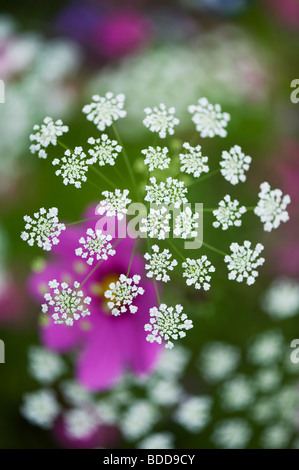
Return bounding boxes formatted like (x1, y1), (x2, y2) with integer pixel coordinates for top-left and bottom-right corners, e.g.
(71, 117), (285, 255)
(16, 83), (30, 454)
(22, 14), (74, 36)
(90, 273), (119, 314)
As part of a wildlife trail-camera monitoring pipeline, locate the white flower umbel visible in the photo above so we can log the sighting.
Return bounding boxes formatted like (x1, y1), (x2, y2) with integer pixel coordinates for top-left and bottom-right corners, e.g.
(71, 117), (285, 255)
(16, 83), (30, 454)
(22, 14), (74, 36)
(143, 104), (179, 138)
(28, 346), (65, 384)
(188, 97), (230, 138)
(213, 195), (247, 230)
(82, 92), (126, 131)
(142, 146), (170, 172)
(260, 423), (292, 450)
(254, 182), (291, 232)
(220, 145), (252, 185)
(52, 146), (89, 188)
(144, 245), (177, 282)
(121, 400), (158, 441)
(30, 117), (68, 159)
(175, 396), (212, 433)
(262, 278), (299, 319)
(104, 274), (144, 316)
(42, 280), (91, 326)
(138, 433), (174, 450)
(182, 256), (215, 291)
(148, 379), (182, 406)
(97, 189), (131, 220)
(212, 419), (252, 449)
(145, 177), (188, 208)
(87, 134), (122, 166)
(21, 389), (60, 429)
(64, 408), (99, 440)
(220, 375), (255, 412)
(225, 241), (265, 286)
(199, 342), (241, 384)
(247, 330), (285, 366)
(174, 207), (199, 239)
(144, 304), (193, 349)
(60, 380), (92, 406)
(156, 345), (190, 379)
(179, 142), (209, 178)
(140, 207), (171, 240)
(21, 207), (66, 251)
(75, 228), (115, 265)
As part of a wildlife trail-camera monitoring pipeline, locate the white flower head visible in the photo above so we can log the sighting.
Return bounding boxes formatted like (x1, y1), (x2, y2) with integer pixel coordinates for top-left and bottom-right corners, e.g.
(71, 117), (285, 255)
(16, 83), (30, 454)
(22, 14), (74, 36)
(220, 145), (252, 185)
(182, 256), (215, 290)
(20, 207), (66, 251)
(212, 419), (252, 449)
(213, 195), (247, 230)
(42, 279), (92, 326)
(145, 303), (193, 349)
(97, 189), (131, 220)
(104, 274), (144, 316)
(247, 329), (285, 366)
(262, 278), (299, 319)
(143, 103), (179, 138)
(29, 116), (68, 159)
(144, 245), (178, 282)
(87, 134), (122, 166)
(175, 396), (212, 433)
(179, 142), (209, 177)
(220, 375), (255, 412)
(28, 346), (66, 384)
(254, 182), (291, 232)
(82, 92), (126, 131)
(142, 146), (170, 172)
(121, 400), (158, 441)
(225, 241), (265, 286)
(174, 206), (199, 239)
(148, 378), (182, 406)
(188, 97), (230, 138)
(199, 342), (241, 383)
(60, 380), (92, 406)
(64, 408), (99, 440)
(138, 433), (174, 450)
(75, 228), (116, 265)
(140, 206), (171, 240)
(21, 389), (60, 429)
(145, 176), (188, 208)
(52, 146), (89, 188)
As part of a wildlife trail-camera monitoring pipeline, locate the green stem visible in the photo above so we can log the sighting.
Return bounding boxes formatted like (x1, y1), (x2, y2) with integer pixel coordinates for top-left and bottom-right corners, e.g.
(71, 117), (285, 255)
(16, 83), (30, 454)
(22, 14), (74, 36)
(126, 238), (138, 276)
(66, 217), (103, 226)
(112, 123), (139, 199)
(90, 165), (116, 189)
(202, 241), (228, 257)
(246, 207), (256, 211)
(57, 140), (72, 152)
(189, 168), (220, 186)
(167, 239), (186, 261)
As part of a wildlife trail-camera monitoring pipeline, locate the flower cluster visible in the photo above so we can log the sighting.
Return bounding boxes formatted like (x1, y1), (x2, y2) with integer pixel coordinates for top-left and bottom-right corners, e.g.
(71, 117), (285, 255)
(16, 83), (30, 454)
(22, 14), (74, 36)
(87, 134), (122, 166)
(145, 177), (188, 208)
(254, 182), (291, 232)
(179, 143), (209, 178)
(53, 147), (89, 188)
(30, 117), (68, 159)
(75, 228), (116, 265)
(173, 207), (199, 239)
(142, 146), (170, 172)
(83, 92), (126, 131)
(144, 304), (193, 349)
(104, 274), (145, 316)
(220, 145), (252, 185)
(42, 280), (92, 326)
(97, 189), (132, 220)
(213, 195), (247, 230)
(188, 97), (230, 138)
(144, 245), (178, 282)
(182, 256), (216, 291)
(143, 104), (179, 138)
(140, 207), (171, 240)
(225, 241), (265, 286)
(21, 207), (66, 251)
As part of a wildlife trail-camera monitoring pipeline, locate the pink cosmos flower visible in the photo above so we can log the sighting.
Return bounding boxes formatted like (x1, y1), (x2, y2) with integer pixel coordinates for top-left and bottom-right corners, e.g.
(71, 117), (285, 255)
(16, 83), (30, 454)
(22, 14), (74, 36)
(264, 0), (299, 29)
(29, 207), (161, 391)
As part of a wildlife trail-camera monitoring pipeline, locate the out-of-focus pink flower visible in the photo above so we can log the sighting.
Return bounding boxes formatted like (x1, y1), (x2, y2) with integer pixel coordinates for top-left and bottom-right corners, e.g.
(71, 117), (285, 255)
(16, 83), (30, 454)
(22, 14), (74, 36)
(265, 0), (299, 29)
(0, 274), (26, 325)
(29, 207), (161, 391)
(92, 10), (152, 59)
